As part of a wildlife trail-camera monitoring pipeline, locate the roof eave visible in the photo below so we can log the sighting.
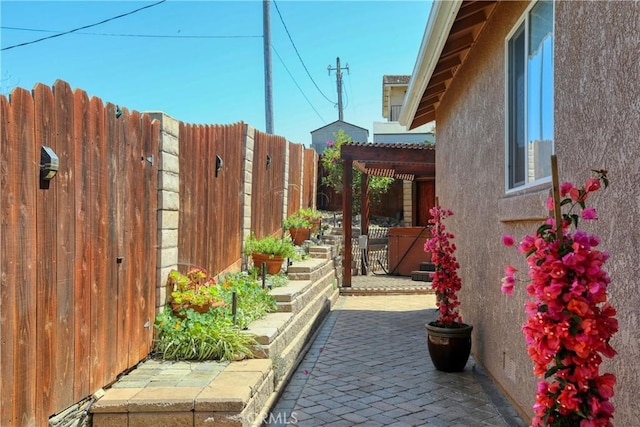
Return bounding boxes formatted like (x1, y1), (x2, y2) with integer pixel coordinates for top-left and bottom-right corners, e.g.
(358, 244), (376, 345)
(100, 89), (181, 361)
(399, 0), (462, 129)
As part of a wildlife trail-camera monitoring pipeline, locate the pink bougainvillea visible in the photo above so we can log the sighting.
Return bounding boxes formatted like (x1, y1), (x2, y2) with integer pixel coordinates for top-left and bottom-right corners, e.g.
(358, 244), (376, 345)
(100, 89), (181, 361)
(502, 171), (617, 427)
(425, 205), (463, 327)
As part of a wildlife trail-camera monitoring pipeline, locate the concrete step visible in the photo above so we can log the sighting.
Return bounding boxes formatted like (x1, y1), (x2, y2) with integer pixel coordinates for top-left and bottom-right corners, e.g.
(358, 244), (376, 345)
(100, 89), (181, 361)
(419, 261), (435, 272)
(411, 270), (433, 282)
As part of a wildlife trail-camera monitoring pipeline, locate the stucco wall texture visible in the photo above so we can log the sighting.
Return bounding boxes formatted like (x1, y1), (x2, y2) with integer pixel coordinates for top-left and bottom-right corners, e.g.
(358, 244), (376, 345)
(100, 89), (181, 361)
(434, 1), (640, 425)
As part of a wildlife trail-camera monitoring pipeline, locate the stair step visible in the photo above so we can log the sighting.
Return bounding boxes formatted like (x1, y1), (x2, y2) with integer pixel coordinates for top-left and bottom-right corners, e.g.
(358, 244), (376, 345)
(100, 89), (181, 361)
(419, 262), (435, 272)
(411, 270), (433, 282)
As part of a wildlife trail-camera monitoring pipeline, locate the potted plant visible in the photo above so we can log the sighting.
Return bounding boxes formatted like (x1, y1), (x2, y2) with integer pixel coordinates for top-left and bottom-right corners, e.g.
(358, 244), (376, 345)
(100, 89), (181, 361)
(501, 167), (617, 426)
(168, 268), (225, 318)
(300, 207), (323, 234)
(283, 211), (312, 245)
(423, 205), (473, 372)
(244, 234), (298, 274)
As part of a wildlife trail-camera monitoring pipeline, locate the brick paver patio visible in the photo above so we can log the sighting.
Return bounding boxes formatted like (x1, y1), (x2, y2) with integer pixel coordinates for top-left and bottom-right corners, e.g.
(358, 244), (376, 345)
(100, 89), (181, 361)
(267, 293), (526, 426)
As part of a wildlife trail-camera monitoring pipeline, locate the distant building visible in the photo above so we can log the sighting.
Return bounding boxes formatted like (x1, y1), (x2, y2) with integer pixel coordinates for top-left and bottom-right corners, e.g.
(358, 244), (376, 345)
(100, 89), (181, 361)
(373, 75), (434, 144)
(310, 120), (369, 155)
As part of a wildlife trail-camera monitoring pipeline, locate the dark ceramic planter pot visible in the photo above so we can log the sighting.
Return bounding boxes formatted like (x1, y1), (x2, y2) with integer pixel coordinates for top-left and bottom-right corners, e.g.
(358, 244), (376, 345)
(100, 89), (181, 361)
(425, 322), (473, 372)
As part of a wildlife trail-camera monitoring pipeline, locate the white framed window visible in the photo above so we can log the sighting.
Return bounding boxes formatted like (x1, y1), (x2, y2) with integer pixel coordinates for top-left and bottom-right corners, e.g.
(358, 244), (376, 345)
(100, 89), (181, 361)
(505, 0), (554, 191)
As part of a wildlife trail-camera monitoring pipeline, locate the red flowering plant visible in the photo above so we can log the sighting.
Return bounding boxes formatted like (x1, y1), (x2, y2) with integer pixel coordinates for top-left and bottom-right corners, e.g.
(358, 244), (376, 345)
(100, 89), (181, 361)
(502, 170), (618, 427)
(424, 205), (464, 327)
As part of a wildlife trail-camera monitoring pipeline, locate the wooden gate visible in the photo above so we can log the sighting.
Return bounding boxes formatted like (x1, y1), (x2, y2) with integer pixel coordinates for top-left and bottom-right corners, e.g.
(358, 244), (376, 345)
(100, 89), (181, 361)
(0, 81), (158, 426)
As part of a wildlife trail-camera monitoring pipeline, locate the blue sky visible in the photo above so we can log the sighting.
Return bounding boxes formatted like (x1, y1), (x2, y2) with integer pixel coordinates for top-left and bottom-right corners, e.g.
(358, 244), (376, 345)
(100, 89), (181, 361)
(1, 1), (431, 146)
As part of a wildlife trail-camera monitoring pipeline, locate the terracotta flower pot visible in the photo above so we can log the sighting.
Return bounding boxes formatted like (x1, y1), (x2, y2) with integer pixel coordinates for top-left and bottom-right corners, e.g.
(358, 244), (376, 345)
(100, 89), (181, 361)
(425, 322), (473, 372)
(289, 227), (311, 245)
(251, 253), (284, 275)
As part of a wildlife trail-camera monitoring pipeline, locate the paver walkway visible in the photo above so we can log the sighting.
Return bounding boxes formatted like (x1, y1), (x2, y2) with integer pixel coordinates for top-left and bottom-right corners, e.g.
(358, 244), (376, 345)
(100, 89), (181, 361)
(267, 294), (526, 427)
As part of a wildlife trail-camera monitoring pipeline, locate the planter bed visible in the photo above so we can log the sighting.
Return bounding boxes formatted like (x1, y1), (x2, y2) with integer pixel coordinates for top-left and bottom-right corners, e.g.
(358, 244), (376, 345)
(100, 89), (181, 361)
(91, 247), (339, 427)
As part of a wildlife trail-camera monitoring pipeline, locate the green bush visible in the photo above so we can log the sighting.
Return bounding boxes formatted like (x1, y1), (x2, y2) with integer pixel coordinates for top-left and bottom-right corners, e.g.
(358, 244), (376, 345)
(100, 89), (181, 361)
(153, 271), (278, 361)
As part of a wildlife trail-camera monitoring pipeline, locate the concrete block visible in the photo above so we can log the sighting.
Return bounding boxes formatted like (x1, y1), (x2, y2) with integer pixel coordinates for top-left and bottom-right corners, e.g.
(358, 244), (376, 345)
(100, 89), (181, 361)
(146, 112), (180, 138)
(194, 412), (243, 427)
(157, 210), (179, 229)
(158, 171), (179, 193)
(157, 247), (178, 269)
(158, 229), (178, 249)
(91, 387), (142, 413)
(92, 413), (128, 427)
(159, 152), (180, 174)
(129, 412), (192, 427)
(128, 386), (200, 412)
(158, 190), (179, 211)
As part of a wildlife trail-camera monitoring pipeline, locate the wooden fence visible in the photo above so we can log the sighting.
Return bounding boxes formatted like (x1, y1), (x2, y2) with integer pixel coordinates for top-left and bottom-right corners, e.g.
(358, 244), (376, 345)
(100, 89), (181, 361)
(0, 80), (318, 425)
(178, 122), (245, 274)
(251, 130), (287, 239)
(0, 81), (158, 426)
(287, 143), (303, 216)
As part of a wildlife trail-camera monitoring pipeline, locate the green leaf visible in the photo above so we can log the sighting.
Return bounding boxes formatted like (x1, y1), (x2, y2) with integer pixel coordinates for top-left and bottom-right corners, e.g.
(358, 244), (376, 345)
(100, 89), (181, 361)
(571, 214), (579, 228)
(537, 223), (552, 236)
(560, 198), (572, 206)
(545, 365), (559, 378)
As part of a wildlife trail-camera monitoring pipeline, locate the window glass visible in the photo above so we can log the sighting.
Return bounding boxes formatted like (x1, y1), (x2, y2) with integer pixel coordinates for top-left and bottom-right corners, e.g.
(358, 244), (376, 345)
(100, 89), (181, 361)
(506, 0), (554, 190)
(508, 25), (525, 188)
(527, 0), (554, 182)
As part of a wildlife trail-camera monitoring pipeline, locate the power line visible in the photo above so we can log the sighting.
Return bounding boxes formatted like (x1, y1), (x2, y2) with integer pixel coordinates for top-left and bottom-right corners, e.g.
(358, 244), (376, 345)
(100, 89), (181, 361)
(1, 26), (261, 39)
(272, 0), (336, 105)
(1, 0), (167, 51)
(272, 44), (326, 124)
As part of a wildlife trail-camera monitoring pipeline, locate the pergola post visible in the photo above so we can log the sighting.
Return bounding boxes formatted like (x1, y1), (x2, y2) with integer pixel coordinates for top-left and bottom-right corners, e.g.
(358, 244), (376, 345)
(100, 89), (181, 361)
(360, 173), (370, 275)
(342, 158), (353, 287)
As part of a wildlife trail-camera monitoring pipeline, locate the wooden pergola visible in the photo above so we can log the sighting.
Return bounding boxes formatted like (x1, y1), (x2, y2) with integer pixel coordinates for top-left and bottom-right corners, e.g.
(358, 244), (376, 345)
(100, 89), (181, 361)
(340, 142), (436, 287)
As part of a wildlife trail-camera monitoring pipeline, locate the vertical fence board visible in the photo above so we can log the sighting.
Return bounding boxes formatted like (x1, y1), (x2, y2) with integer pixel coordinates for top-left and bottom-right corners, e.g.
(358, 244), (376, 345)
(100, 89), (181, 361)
(114, 107), (129, 374)
(287, 144), (302, 215)
(140, 117), (158, 353)
(1, 88), (38, 426)
(91, 97), (111, 391)
(53, 80), (77, 413)
(33, 83), (59, 423)
(303, 148), (316, 209)
(224, 124), (243, 267)
(207, 125), (220, 274)
(125, 110), (142, 365)
(73, 89), (92, 400)
(178, 123), (192, 270)
(0, 94), (7, 426)
(104, 102), (121, 380)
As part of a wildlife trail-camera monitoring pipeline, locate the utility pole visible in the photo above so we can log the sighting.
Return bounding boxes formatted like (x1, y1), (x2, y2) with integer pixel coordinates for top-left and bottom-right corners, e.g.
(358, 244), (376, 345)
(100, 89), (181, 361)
(263, 0), (274, 133)
(328, 57), (349, 121)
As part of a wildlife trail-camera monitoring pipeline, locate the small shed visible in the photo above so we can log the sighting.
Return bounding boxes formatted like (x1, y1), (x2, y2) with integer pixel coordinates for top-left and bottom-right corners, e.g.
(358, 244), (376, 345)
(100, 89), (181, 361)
(310, 120), (369, 154)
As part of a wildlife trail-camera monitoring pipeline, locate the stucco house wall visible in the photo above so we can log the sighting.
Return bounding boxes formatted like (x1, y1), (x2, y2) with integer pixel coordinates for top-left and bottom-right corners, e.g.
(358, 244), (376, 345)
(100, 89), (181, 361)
(432, 1), (640, 424)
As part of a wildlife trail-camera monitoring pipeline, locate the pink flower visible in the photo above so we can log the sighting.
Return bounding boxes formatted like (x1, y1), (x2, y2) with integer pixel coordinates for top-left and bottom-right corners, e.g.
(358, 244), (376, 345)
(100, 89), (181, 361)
(582, 207), (598, 220)
(595, 373), (616, 399)
(501, 276), (515, 295)
(546, 197), (554, 210)
(560, 182), (574, 197)
(502, 235), (515, 247)
(585, 178), (601, 193)
(502, 170), (616, 425)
